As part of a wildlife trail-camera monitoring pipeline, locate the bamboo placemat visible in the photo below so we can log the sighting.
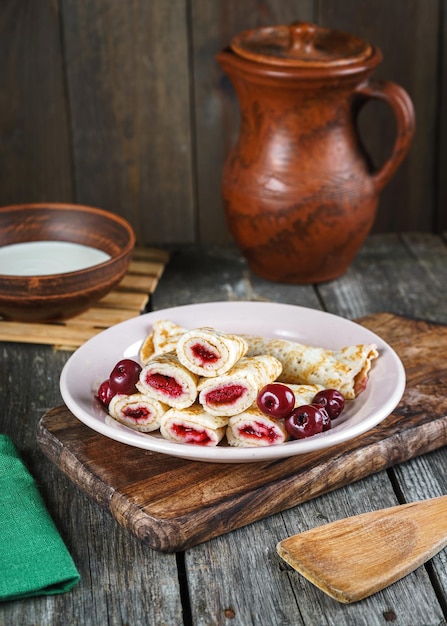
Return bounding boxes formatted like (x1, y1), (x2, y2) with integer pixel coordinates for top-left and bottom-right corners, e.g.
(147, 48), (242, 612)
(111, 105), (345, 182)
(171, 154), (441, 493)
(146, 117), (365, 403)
(0, 247), (169, 351)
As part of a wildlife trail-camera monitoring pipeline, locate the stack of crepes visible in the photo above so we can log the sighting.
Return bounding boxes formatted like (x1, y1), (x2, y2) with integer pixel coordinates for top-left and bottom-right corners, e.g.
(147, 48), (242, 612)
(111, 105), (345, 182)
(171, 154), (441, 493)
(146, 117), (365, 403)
(107, 320), (378, 447)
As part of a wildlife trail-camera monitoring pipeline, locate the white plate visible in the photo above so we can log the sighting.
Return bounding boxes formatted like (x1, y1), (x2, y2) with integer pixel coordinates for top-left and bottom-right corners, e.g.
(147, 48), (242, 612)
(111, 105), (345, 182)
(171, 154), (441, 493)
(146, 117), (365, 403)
(60, 302), (406, 463)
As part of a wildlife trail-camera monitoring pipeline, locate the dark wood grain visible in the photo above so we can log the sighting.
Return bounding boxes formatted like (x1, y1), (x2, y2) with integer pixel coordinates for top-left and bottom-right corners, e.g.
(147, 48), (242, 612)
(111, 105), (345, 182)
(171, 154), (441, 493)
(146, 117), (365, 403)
(37, 313), (447, 552)
(0, 0), (73, 203)
(437, 1), (447, 232)
(60, 0), (195, 244)
(318, 0), (439, 233)
(2, 236), (447, 626)
(0, 1), (444, 245)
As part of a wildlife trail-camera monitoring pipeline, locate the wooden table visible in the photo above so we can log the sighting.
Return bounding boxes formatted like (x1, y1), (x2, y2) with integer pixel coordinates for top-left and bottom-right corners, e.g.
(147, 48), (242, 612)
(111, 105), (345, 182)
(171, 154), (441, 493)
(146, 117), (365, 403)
(1, 232), (447, 626)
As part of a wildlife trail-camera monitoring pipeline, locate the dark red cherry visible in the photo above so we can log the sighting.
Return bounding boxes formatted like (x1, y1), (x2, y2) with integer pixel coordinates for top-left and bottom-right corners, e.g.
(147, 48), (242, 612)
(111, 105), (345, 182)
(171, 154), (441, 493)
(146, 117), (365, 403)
(257, 383), (295, 419)
(285, 404), (325, 439)
(97, 379), (116, 408)
(312, 388), (345, 419)
(109, 359), (142, 395)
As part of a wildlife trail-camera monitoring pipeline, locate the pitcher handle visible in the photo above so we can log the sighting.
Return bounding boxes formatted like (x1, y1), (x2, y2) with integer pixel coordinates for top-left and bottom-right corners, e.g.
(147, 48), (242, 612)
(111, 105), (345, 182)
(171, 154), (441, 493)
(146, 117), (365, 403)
(355, 80), (415, 192)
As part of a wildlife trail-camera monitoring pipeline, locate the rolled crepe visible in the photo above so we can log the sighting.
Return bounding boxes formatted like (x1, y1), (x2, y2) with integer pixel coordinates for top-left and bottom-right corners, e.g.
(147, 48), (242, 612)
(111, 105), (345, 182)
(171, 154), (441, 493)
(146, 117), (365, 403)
(198, 355), (282, 417)
(160, 404), (228, 446)
(139, 320), (378, 399)
(176, 326), (248, 377)
(140, 319), (187, 364)
(108, 393), (168, 432)
(227, 408), (289, 447)
(137, 352), (199, 409)
(244, 337), (378, 400)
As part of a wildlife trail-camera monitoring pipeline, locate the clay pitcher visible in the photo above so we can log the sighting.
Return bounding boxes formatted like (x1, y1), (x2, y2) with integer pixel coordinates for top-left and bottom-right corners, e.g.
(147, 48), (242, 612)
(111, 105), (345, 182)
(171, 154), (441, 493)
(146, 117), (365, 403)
(217, 23), (415, 283)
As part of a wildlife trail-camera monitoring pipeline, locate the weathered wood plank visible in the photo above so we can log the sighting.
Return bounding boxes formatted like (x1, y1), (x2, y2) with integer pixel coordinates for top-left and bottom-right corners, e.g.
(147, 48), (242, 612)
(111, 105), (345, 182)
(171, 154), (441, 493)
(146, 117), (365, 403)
(318, 0), (439, 233)
(317, 233), (447, 323)
(186, 474), (444, 625)
(0, 0), (443, 246)
(0, 0), (73, 204)
(3, 234), (447, 625)
(392, 450), (447, 607)
(374, 229), (447, 610)
(402, 231), (447, 299)
(152, 244), (321, 310)
(436, 0), (447, 232)
(153, 236), (447, 623)
(60, 0), (195, 244)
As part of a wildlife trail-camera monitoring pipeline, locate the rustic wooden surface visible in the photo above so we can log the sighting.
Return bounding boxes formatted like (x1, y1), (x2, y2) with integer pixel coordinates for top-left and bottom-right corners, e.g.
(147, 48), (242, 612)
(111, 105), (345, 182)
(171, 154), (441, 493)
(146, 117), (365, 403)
(35, 313), (447, 553)
(1, 233), (447, 625)
(0, 0), (444, 244)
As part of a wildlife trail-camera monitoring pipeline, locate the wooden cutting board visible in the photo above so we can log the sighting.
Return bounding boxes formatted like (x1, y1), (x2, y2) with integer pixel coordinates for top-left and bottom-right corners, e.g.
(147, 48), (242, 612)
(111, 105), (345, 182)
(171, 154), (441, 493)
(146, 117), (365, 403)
(36, 313), (447, 553)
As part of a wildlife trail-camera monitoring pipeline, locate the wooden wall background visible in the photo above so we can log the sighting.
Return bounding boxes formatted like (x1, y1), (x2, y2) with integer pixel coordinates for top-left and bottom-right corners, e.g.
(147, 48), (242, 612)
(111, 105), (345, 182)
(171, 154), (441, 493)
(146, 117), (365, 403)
(0, 0), (445, 246)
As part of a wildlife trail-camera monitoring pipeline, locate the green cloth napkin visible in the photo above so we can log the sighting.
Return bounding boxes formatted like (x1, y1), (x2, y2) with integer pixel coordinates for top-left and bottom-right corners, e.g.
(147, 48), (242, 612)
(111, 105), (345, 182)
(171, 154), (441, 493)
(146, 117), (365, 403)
(0, 435), (80, 602)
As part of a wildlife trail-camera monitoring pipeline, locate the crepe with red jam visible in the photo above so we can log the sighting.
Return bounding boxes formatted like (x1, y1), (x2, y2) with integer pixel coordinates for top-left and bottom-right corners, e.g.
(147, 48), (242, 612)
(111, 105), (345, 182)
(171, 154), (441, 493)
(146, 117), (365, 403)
(176, 326), (248, 377)
(197, 355), (282, 417)
(227, 409), (289, 447)
(137, 352), (199, 409)
(160, 404), (228, 446)
(108, 393), (168, 432)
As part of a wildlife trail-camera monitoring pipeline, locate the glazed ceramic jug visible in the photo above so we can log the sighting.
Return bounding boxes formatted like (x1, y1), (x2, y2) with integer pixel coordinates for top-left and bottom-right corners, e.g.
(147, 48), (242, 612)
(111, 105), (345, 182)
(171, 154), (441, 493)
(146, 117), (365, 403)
(217, 23), (415, 283)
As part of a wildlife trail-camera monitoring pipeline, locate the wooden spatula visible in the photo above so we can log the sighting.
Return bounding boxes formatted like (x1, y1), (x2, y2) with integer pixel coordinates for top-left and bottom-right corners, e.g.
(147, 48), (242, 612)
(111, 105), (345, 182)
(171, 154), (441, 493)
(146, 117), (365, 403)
(277, 495), (447, 603)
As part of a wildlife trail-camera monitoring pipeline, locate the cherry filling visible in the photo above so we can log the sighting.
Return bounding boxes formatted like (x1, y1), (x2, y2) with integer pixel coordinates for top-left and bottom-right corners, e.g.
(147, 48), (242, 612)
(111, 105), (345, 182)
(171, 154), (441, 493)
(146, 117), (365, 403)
(146, 373), (183, 398)
(205, 384), (246, 406)
(171, 423), (212, 445)
(239, 421), (281, 443)
(354, 376), (367, 395)
(123, 406), (151, 421)
(191, 342), (219, 364)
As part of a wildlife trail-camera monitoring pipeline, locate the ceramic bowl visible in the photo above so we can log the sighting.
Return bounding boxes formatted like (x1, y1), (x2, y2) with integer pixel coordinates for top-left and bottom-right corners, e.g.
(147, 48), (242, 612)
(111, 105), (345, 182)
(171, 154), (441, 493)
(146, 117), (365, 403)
(0, 203), (135, 322)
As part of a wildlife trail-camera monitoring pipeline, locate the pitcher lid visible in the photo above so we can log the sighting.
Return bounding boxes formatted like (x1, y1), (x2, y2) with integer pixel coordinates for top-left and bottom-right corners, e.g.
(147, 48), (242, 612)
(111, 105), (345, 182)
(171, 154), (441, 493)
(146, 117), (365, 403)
(230, 22), (373, 68)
